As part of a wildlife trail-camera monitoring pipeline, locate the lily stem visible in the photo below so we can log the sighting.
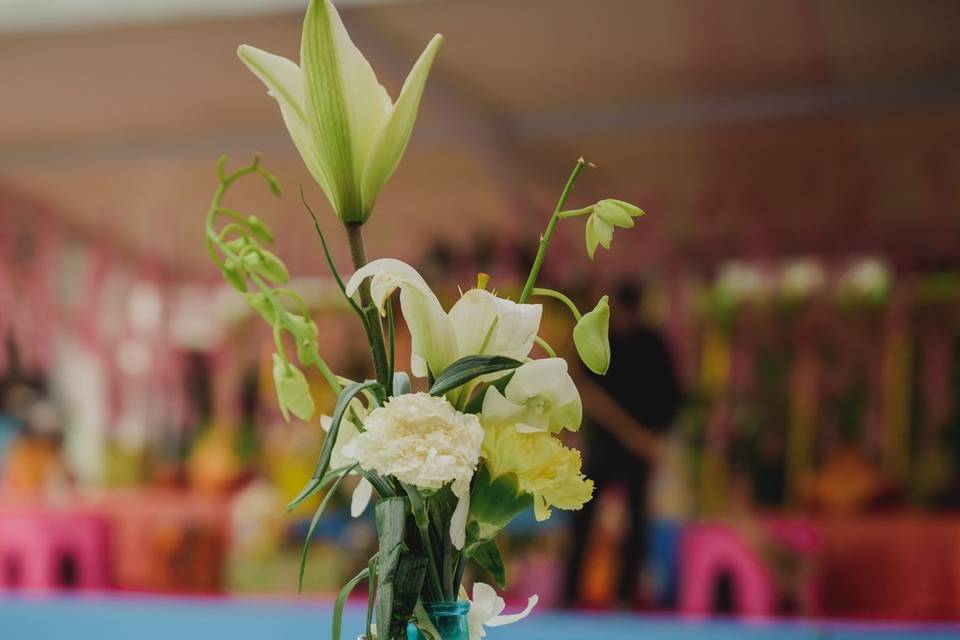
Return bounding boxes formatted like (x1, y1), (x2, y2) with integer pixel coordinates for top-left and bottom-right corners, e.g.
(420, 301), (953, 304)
(519, 158), (587, 303)
(345, 223), (391, 387)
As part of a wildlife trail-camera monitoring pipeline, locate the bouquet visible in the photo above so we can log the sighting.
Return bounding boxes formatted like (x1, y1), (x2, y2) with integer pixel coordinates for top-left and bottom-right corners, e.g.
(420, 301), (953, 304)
(203, 2), (646, 638)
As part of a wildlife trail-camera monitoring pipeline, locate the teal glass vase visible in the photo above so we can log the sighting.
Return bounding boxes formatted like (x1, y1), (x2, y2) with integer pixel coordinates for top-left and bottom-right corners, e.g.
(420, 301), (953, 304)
(406, 601), (470, 640)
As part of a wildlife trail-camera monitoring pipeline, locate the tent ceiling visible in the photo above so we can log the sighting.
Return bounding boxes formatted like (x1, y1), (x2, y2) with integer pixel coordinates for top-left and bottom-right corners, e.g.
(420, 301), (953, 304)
(1, 0), (959, 279)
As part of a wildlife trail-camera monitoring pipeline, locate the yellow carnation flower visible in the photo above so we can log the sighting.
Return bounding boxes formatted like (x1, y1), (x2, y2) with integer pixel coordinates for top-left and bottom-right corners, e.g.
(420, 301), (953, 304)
(481, 422), (593, 521)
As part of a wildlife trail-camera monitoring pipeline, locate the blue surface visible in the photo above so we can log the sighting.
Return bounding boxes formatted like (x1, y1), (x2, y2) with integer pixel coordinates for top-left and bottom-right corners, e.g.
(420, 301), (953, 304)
(0, 596), (957, 639)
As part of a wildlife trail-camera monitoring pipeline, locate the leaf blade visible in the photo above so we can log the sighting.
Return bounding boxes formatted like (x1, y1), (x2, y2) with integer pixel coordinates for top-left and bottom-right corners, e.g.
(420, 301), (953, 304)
(428, 355), (522, 397)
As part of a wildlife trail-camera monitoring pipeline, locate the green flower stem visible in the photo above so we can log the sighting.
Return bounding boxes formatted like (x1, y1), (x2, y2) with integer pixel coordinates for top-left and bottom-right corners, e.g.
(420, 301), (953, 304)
(205, 156), (341, 394)
(403, 484), (445, 601)
(345, 223), (391, 388)
(532, 287), (582, 321)
(519, 158), (588, 303)
(556, 205), (594, 219)
(534, 335), (557, 357)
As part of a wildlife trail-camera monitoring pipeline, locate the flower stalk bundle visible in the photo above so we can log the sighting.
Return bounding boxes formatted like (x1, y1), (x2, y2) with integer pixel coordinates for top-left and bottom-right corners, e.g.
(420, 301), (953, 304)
(203, 2), (646, 638)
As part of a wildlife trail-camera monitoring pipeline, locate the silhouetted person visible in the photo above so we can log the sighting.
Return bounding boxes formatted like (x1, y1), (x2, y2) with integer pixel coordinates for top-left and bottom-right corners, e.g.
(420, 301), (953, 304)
(563, 280), (682, 608)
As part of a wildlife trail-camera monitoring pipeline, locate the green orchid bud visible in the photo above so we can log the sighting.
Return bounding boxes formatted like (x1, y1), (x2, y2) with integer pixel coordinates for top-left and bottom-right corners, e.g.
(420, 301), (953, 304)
(222, 259), (248, 292)
(243, 292), (277, 324)
(584, 199), (646, 259)
(585, 213), (614, 259)
(296, 338), (320, 367)
(573, 295), (611, 374)
(225, 237), (251, 252)
(242, 249), (289, 284)
(245, 215), (274, 244)
(271, 353), (315, 422)
(596, 199), (644, 227)
(287, 314), (319, 341)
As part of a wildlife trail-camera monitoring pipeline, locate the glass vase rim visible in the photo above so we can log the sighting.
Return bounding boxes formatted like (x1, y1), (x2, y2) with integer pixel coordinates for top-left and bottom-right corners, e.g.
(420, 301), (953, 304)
(422, 600), (470, 615)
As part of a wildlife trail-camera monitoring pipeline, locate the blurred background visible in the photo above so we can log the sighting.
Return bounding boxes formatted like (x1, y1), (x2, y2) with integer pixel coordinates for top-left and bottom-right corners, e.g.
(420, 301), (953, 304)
(1, 0), (960, 628)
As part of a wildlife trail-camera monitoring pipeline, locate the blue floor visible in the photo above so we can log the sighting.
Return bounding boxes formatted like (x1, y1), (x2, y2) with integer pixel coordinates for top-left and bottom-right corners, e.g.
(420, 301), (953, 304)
(0, 596), (957, 639)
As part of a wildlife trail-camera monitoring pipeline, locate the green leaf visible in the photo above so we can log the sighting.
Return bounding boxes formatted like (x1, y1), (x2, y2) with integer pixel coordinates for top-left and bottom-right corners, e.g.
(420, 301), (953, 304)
(428, 355), (522, 397)
(412, 602), (442, 640)
(385, 553), (427, 639)
(298, 466), (353, 592)
(375, 497), (410, 640)
(468, 538), (506, 589)
(332, 566), (370, 640)
(287, 380), (383, 510)
(366, 555), (378, 640)
(462, 372), (514, 414)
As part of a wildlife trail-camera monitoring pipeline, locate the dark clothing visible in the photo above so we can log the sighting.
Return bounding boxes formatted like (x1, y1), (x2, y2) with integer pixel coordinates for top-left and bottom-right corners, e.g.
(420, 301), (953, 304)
(563, 325), (682, 606)
(598, 327), (683, 434)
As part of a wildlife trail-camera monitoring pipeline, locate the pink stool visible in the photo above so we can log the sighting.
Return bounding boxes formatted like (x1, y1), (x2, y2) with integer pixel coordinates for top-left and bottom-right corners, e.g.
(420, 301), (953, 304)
(0, 509), (109, 591)
(680, 521), (819, 617)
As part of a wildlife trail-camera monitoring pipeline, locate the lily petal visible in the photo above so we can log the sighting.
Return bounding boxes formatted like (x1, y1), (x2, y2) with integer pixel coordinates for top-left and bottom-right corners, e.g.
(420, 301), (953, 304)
(449, 289), (541, 360)
(361, 34), (443, 214)
(236, 45), (335, 206)
(346, 259), (458, 377)
(350, 477), (374, 517)
(301, 0), (391, 221)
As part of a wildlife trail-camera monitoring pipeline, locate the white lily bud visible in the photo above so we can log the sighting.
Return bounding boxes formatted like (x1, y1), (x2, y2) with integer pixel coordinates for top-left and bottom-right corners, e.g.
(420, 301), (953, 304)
(238, 0), (443, 224)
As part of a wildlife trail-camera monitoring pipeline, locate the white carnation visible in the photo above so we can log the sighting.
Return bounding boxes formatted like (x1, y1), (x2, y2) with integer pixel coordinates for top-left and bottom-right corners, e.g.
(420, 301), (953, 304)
(343, 392), (483, 498)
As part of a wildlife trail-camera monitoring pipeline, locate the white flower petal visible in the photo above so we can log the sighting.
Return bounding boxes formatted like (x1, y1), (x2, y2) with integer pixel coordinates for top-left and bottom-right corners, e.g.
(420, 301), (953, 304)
(301, 0), (391, 219)
(486, 594), (539, 627)
(480, 386), (524, 424)
(350, 477), (374, 517)
(236, 45), (336, 206)
(449, 290), (542, 361)
(514, 421), (548, 434)
(345, 259), (458, 377)
(361, 34), (443, 214)
(450, 492), (469, 550)
(504, 358), (568, 403)
(470, 582), (502, 622)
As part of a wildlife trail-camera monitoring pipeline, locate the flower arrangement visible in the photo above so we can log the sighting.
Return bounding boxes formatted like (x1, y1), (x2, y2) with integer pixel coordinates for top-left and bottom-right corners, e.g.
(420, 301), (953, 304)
(203, 2), (646, 638)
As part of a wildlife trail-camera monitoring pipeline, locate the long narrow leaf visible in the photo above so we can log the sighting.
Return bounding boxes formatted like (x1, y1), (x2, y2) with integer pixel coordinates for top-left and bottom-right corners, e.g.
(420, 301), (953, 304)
(333, 566), (370, 640)
(301, 186), (364, 319)
(288, 380), (383, 510)
(468, 538), (506, 588)
(298, 465), (354, 593)
(375, 497), (408, 639)
(428, 355), (522, 397)
(366, 555), (378, 640)
(386, 553), (427, 639)
(284, 464), (352, 512)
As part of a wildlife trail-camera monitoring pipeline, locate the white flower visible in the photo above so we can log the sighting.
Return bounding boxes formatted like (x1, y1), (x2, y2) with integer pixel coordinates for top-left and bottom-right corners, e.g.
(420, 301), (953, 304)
(780, 258), (825, 300)
(481, 358), (582, 434)
(345, 259), (541, 379)
(342, 393), (483, 547)
(238, 0), (442, 223)
(465, 582), (538, 640)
